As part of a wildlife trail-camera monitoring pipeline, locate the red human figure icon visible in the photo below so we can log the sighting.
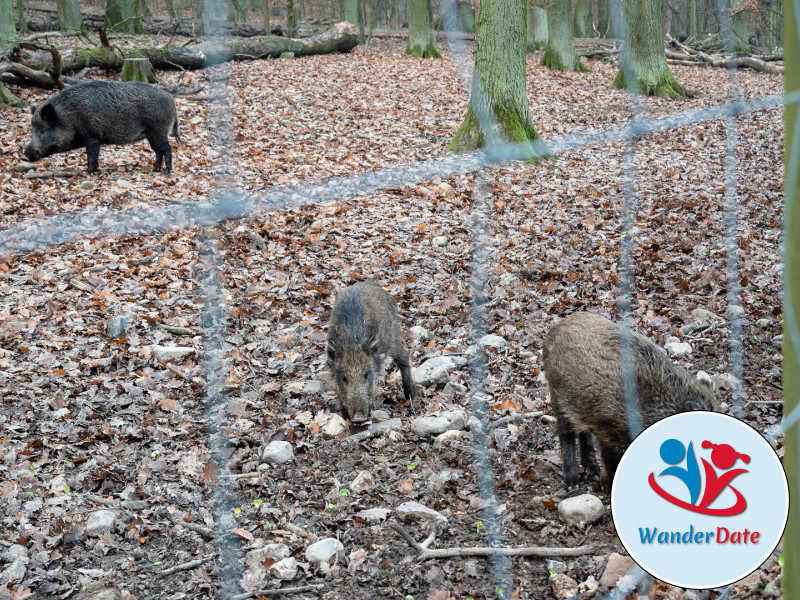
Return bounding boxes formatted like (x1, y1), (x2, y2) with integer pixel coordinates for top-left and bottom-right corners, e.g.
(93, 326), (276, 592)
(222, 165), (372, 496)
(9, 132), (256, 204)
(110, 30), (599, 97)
(698, 441), (750, 513)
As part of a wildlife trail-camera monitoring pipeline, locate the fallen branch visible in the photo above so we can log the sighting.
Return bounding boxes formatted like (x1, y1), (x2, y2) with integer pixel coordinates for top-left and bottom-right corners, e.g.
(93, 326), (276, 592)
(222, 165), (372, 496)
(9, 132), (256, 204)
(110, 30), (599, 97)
(159, 554), (215, 576)
(488, 411), (545, 430)
(23, 170), (73, 179)
(391, 524), (597, 561)
(230, 584), (325, 599)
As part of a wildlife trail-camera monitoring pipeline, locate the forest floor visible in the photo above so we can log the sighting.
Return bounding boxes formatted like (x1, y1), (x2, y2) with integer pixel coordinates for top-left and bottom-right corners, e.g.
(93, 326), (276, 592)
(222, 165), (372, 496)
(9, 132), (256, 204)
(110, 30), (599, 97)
(0, 36), (786, 600)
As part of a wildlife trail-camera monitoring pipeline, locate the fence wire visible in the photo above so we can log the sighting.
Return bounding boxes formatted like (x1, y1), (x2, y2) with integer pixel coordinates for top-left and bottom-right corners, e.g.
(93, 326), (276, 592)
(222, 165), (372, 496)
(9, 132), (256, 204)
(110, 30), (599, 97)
(0, 0), (796, 596)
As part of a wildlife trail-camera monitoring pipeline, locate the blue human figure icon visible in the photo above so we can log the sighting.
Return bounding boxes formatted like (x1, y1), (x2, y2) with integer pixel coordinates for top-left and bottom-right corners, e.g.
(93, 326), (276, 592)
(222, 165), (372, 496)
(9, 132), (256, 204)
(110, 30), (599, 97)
(658, 438), (701, 505)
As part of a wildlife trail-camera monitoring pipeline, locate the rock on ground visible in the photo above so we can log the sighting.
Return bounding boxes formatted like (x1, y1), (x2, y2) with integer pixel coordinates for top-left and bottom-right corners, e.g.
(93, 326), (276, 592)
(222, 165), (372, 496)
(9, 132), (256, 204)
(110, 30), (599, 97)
(600, 552), (636, 587)
(395, 501), (447, 523)
(558, 494), (604, 525)
(245, 543), (290, 569)
(269, 556), (298, 580)
(305, 538), (344, 563)
(262, 441), (294, 464)
(85, 510), (116, 537)
(411, 411), (468, 437)
(550, 573), (579, 599)
(350, 470), (375, 493)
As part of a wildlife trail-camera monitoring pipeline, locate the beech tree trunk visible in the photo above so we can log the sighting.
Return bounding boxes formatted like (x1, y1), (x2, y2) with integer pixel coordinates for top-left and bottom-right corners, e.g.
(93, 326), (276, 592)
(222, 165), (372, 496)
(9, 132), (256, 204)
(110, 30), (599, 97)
(406, 0), (440, 57)
(17, 0), (29, 34)
(573, 0), (590, 37)
(727, 0), (749, 51)
(342, 0), (359, 26)
(12, 22), (360, 76)
(449, 0), (541, 152)
(1, 0), (16, 48)
(542, 0), (588, 71)
(262, 0), (270, 32)
(57, 0), (85, 32)
(527, 4), (547, 51)
(613, 0), (686, 97)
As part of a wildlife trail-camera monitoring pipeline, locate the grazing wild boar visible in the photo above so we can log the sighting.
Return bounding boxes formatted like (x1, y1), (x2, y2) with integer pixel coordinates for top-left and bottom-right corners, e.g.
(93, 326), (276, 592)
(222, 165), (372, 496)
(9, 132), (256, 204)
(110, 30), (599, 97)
(542, 312), (719, 488)
(23, 81), (180, 174)
(326, 282), (414, 423)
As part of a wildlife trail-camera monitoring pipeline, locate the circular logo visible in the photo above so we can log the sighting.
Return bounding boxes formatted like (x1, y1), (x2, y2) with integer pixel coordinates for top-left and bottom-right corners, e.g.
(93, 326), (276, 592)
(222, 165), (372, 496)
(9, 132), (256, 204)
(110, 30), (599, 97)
(611, 412), (788, 589)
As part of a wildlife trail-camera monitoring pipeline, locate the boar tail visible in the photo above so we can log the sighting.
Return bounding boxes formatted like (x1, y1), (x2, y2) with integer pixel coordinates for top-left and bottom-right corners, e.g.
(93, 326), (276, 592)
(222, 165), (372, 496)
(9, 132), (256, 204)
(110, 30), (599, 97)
(172, 116), (182, 144)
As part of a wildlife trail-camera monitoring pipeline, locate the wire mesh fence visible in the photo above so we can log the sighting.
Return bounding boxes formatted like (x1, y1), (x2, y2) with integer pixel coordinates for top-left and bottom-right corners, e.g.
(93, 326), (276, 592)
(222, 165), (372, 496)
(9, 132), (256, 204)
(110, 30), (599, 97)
(0, 0), (796, 596)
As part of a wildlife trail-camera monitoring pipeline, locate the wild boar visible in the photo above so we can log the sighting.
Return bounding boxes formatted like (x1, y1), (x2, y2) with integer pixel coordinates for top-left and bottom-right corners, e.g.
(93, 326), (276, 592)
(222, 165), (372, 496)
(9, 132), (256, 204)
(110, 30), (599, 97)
(542, 312), (719, 488)
(326, 282), (414, 423)
(23, 81), (180, 174)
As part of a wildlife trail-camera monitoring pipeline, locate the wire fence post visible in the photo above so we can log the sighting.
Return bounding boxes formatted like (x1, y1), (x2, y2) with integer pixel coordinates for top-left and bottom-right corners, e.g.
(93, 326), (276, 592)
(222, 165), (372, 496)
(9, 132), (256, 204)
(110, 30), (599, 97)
(782, 0), (800, 593)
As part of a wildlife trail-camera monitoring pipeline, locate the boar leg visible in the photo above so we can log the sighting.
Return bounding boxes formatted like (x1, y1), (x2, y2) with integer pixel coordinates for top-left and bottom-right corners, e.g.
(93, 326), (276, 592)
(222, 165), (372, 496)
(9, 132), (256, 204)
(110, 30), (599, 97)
(598, 439), (625, 489)
(393, 348), (415, 400)
(148, 136), (172, 173)
(85, 140), (101, 174)
(578, 432), (601, 478)
(554, 415), (580, 487)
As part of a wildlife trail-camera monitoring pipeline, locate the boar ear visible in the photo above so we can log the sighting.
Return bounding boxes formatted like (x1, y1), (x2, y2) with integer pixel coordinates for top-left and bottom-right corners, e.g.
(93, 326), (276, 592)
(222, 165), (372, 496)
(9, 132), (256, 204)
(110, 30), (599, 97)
(39, 104), (58, 124)
(29, 105), (37, 115)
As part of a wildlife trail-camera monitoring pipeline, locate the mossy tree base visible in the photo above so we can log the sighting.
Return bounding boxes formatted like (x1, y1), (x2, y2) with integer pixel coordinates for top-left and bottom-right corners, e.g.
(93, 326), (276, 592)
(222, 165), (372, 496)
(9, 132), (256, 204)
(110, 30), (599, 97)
(120, 57), (164, 84)
(449, 104), (542, 155)
(613, 68), (686, 99)
(0, 82), (27, 108)
(541, 49), (589, 72)
(405, 41), (442, 58)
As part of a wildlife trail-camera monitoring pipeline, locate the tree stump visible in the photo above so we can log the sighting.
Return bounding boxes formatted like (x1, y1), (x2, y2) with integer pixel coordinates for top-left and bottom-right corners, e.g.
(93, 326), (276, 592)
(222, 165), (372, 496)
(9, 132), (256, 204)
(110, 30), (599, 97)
(120, 57), (163, 84)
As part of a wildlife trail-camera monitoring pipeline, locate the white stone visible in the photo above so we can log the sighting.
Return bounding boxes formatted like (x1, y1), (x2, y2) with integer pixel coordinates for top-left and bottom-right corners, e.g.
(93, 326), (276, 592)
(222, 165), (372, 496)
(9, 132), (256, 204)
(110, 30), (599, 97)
(245, 543), (290, 569)
(755, 318), (772, 330)
(432, 236), (449, 247)
(579, 575), (599, 593)
(433, 429), (466, 448)
(85, 510), (116, 536)
(355, 508), (392, 523)
(395, 501), (447, 523)
(478, 334), (507, 349)
(152, 345), (196, 361)
(262, 441), (294, 464)
(664, 340), (692, 357)
(411, 411), (468, 437)
(412, 355), (467, 387)
(286, 380), (323, 396)
(550, 573), (579, 599)
(690, 308), (721, 323)
(370, 409), (391, 421)
(558, 494), (604, 525)
(305, 538), (344, 563)
(269, 557), (298, 580)
(409, 325), (429, 341)
(320, 413), (347, 437)
(350, 471), (375, 494)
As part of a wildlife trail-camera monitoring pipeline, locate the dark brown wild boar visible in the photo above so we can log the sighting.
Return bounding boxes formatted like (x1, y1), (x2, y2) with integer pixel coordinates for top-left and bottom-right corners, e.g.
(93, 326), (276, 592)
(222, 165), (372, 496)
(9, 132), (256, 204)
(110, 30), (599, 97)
(23, 81), (180, 174)
(326, 282), (414, 423)
(542, 312), (719, 488)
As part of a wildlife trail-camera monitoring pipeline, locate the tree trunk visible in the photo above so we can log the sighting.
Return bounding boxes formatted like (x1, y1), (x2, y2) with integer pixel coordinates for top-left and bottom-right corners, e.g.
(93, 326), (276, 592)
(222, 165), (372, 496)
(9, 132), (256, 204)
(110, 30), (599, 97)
(783, 0), (800, 593)
(1, 0), (18, 48)
(342, 0), (359, 26)
(17, 0), (29, 34)
(228, 0), (248, 23)
(597, 0), (611, 36)
(56, 0), (85, 32)
(726, 0), (749, 51)
(406, 0), (440, 57)
(106, 0), (134, 32)
(542, 0), (588, 70)
(449, 0), (540, 152)
(287, 0), (298, 35)
(689, 0), (697, 37)
(527, 5), (547, 50)
(120, 56), (163, 82)
(458, 1), (476, 32)
(262, 0), (270, 31)
(13, 21), (360, 75)
(573, 0), (590, 37)
(613, 0), (686, 98)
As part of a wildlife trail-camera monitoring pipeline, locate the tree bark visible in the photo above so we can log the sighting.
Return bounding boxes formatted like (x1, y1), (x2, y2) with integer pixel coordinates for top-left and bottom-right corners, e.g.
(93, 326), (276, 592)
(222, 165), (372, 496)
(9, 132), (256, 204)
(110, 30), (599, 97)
(12, 21), (360, 76)
(17, 0), (29, 34)
(261, 0), (270, 32)
(573, 0), (590, 37)
(342, 0), (359, 26)
(527, 4), (547, 51)
(726, 0), (749, 51)
(1, 0), (17, 48)
(449, 0), (541, 152)
(228, 0), (248, 23)
(57, 0), (85, 32)
(406, 0), (440, 57)
(614, 0), (686, 97)
(120, 56), (163, 82)
(689, 0), (697, 37)
(542, 0), (588, 70)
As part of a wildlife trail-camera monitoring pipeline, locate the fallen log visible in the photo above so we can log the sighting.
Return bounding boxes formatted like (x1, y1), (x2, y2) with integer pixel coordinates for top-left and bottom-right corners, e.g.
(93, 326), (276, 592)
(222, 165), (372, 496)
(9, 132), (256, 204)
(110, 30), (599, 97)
(12, 21), (359, 75)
